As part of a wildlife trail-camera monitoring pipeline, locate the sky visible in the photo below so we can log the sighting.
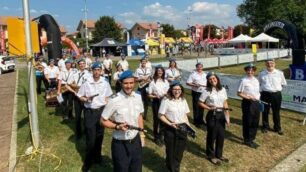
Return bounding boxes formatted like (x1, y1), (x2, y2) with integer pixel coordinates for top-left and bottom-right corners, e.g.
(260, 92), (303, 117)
(0, 0), (244, 33)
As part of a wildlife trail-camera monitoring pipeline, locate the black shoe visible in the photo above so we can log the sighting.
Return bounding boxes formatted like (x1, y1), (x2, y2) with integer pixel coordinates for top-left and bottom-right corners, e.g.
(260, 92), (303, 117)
(218, 157), (229, 163)
(209, 158), (221, 166)
(261, 128), (268, 133)
(82, 165), (90, 172)
(244, 141), (257, 149)
(154, 139), (163, 146)
(276, 130), (284, 135)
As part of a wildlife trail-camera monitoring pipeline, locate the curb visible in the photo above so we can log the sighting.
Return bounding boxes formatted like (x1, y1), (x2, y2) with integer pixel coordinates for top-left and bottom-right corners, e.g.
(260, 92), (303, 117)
(9, 70), (18, 172)
(270, 142), (306, 172)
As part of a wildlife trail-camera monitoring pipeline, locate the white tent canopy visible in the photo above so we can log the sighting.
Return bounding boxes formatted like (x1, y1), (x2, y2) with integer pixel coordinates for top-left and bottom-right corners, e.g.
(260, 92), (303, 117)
(228, 34), (253, 43)
(251, 33), (279, 42)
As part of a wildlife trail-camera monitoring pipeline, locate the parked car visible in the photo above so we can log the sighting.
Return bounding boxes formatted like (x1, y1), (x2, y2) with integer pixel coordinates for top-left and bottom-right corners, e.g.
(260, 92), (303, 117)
(0, 55), (15, 75)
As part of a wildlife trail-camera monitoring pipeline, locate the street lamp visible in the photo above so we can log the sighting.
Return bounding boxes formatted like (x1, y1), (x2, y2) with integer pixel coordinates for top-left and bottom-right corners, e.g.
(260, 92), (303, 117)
(82, 0), (89, 52)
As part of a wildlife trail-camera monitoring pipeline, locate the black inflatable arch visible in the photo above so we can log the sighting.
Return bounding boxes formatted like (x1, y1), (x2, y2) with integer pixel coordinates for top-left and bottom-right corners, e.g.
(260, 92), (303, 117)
(264, 20), (305, 65)
(34, 14), (62, 61)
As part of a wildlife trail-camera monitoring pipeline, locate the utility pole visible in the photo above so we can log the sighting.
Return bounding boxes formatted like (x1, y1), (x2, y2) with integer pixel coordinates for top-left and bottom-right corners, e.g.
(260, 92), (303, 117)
(22, 0), (40, 148)
(83, 0), (89, 52)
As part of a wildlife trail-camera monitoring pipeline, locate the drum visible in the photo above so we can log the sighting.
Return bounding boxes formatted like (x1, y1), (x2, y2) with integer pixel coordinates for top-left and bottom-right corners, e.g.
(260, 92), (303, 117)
(45, 89), (59, 107)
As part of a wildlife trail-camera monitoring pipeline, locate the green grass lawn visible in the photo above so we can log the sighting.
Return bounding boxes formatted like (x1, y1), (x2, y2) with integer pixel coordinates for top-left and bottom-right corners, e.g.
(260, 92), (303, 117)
(16, 58), (306, 172)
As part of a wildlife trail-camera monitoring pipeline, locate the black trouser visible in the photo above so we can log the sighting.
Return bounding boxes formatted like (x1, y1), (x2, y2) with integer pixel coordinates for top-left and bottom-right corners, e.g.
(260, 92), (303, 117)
(115, 81), (121, 93)
(83, 107), (105, 169)
(62, 91), (73, 119)
(242, 99), (260, 143)
(36, 75), (48, 94)
(152, 98), (163, 140)
(192, 90), (204, 125)
(74, 96), (84, 137)
(164, 125), (187, 172)
(260, 91), (282, 131)
(111, 134), (142, 172)
(138, 85), (149, 120)
(47, 78), (57, 90)
(206, 111), (225, 159)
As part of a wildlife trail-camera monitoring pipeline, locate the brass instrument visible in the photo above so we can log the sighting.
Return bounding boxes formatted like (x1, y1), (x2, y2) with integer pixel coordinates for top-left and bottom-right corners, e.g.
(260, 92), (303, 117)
(34, 62), (44, 72)
(45, 89), (59, 106)
(68, 82), (80, 92)
(139, 76), (151, 89)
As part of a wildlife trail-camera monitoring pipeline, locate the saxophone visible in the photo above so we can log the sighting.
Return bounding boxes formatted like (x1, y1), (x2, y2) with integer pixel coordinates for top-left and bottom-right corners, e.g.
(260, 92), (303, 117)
(139, 76), (151, 89)
(34, 62), (44, 72)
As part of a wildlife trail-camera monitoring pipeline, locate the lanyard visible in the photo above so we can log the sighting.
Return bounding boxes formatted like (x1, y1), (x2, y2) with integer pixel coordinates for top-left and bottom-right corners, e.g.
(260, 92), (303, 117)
(77, 72), (85, 84)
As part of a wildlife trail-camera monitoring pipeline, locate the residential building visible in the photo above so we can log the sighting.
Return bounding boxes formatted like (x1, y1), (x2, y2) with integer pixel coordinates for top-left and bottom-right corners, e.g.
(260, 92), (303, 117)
(76, 19), (96, 40)
(130, 22), (158, 40)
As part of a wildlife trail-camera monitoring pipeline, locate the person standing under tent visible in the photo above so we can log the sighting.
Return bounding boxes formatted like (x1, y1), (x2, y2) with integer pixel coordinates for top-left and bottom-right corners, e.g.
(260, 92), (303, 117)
(101, 70), (145, 172)
(147, 65), (169, 146)
(198, 72), (230, 165)
(159, 80), (191, 172)
(237, 63), (261, 149)
(77, 62), (113, 172)
(258, 59), (287, 135)
(186, 62), (207, 127)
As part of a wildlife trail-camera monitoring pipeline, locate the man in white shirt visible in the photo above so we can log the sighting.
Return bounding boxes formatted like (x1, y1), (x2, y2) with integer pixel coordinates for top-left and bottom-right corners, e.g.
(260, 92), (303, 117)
(117, 53), (129, 71)
(103, 54), (113, 83)
(44, 59), (59, 90)
(57, 53), (68, 72)
(77, 62), (113, 172)
(84, 52), (92, 70)
(258, 59), (287, 135)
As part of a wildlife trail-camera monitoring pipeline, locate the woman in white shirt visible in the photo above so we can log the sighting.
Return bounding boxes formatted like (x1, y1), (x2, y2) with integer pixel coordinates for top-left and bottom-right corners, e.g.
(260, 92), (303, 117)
(165, 58), (181, 83)
(148, 65), (169, 146)
(159, 80), (190, 172)
(198, 72), (230, 165)
(113, 63), (124, 93)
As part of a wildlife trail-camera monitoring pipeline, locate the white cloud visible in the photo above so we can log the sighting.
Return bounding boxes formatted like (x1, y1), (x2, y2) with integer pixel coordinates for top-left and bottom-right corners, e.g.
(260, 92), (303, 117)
(53, 14), (60, 18)
(30, 9), (37, 13)
(40, 10), (50, 14)
(143, 2), (182, 22)
(2, 6), (9, 10)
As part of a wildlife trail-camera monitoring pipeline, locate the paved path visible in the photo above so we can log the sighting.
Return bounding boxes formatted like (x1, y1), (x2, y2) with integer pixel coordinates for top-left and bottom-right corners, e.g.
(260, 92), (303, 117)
(0, 71), (16, 172)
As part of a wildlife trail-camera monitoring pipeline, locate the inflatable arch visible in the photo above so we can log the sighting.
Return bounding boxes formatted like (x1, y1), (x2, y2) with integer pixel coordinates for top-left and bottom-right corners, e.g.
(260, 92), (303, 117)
(40, 36), (80, 57)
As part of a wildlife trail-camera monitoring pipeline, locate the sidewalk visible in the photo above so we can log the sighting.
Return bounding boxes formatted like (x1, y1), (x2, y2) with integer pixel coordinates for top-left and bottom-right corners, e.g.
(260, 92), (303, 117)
(0, 71), (16, 172)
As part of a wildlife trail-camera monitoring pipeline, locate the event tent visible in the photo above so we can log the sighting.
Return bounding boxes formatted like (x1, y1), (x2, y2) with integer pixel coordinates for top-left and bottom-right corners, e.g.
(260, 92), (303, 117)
(90, 38), (126, 47)
(178, 37), (193, 43)
(128, 38), (145, 46)
(228, 34), (252, 43)
(250, 33), (279, 42)
(145, 38), (159, 46)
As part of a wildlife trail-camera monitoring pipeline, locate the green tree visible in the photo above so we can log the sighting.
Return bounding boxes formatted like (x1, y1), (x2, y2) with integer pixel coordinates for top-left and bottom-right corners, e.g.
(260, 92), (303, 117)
(92, 16), (122, 43)
(237, 0), (306, 38)
(233, 24), (251, 37)
(202, 24), (219, 39)
(160, 23), (184, 39)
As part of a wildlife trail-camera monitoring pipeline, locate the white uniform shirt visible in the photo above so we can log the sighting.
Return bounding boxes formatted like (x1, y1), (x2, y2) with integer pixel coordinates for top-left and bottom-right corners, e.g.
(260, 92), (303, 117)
(158, 98), (190, 124)
(199, 87), (228, 108)
(134, 67), (153, 85)
(187, 71), (207, 92)
(72, 70), (90, 87)
(165, 68), (181, 80)
(237, 76), (261, 100)
(103, 59), (113, 70)
(117, 60), (129, 71)
(258, 69), (287, 92)
(113, 71), (123, 81)
(138, 61), (152, 71)
(44, 66), (59, 79)
(101, 91), (144, 140)
(58, 69), (76, 84)
(77, 76), (113, 109)
(57, 59), (67, 72)
(85, 57), (92, 69)
(148, 79), (169, 98)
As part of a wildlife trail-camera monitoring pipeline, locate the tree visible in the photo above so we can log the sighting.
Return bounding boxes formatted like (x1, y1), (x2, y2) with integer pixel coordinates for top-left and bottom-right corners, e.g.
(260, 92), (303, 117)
(92, 16), (122, 43)
(202, 24), (220, 39)
(233, 24), (251, 37)
(237, 0), (306, 38)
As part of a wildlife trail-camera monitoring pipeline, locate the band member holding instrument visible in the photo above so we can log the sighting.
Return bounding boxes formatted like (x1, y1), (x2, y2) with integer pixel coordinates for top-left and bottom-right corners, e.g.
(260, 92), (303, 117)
(148, 65), (169, 146)
(186, 62), (207, 127)
(58, 52), (68, 72)
(134, 57), (152, 120)
(237, 63), (261, 148)
(117, 53), (129, 71)
(44, 59), (59, 90)
(165, 58), (181, 83)
(71, 58), (90, 139)
(259, 59), (287, 135)
(113, 63), (124, 93)
(77, 62), (113, 172)
(84, 52), (92, 70)
(103, 53), (113, 83)
(138, 54), (152, 71)
(101, 70), (145, 172)
(159, 80), (190, 172)
(198, 72), (230, 165)
(57, 59), (76, 121)
(35, 56), (48, 94)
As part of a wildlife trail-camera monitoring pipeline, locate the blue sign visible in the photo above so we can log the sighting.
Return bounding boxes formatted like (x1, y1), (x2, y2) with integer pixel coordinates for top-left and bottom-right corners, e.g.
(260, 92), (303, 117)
(289, 64), (306, 80)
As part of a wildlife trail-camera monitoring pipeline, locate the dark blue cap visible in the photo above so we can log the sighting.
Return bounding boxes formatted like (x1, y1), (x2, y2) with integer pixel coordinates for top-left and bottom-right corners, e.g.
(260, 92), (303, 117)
(169, 58), (176, 62)
(195, 62), (203, 67)
(119, 70), (134, 81)
(206, 71), (216, 80)
(244, 63), (256, 70)
(65, 59), (73, 64)
(265, 58), (274, 62)
(91, 62), (102, 69)
(170, 80), (181, 86)
(49, 59), (55, 63)
(77, 58), (85, 64)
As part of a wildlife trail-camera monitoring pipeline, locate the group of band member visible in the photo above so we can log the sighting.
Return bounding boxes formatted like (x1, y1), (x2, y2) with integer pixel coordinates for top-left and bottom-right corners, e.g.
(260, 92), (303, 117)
(34, 51), (287, 172)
